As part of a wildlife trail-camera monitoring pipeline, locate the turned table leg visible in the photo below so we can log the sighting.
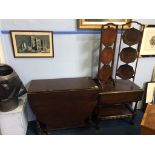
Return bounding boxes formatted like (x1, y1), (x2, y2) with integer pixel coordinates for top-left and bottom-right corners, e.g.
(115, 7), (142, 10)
(36, 121), (48, 135)
(130, 101), (138, 124)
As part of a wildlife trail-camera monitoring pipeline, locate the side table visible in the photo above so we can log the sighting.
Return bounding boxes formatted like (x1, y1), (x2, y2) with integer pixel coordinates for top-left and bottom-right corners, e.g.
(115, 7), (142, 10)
(94, 79), (143, 127)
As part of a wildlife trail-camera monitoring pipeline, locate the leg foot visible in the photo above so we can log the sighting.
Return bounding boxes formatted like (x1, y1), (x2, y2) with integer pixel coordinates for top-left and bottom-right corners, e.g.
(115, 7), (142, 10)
(36, 121), (48, 135)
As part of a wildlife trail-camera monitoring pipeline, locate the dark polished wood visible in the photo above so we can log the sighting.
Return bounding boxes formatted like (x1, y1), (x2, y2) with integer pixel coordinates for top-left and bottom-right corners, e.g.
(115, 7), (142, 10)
(98, 79), (143, 105)
(98, 24), (118, 85)
(95, 79), (143, 123)
(100, 47), (114, 64)
(141, 104), (155, 135)
(122, 28), (142, 46)
(97, 104), (132, 120)
(99, 65), (112, 81)
(27, 77), (99, 131)
(116, 64), (135, 80)
(28, 77), (99, 92)
(102, 27), (117, 46)
(115, 21), (145, 82)
(120, 47), (137, 63)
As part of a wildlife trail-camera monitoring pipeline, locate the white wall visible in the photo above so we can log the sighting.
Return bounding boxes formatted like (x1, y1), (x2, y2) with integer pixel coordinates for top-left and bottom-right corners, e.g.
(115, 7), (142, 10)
(0, 23), (5, 64)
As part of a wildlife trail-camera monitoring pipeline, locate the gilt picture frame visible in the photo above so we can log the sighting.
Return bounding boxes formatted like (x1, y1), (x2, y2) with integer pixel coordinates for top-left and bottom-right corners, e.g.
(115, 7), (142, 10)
(10, 31), (54, 58)
(77, 19), (131, 29)
(140, 25), (155, 57)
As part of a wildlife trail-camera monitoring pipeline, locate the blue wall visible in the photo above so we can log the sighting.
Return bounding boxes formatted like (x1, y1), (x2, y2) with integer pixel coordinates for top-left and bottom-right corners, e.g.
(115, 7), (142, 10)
(0, 19), (155, 88)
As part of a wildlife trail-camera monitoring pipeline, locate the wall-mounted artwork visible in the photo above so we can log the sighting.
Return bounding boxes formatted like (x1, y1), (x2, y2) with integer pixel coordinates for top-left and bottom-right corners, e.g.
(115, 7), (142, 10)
(77, 19), (131, 29)
(145, 82), (155, 104)
(11, 31), (54, 58)
(140, 26), (155, 57)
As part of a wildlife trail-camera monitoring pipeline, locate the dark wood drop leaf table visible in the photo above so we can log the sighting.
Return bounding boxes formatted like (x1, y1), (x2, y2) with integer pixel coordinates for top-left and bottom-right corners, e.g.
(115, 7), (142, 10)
(27, 77), (99, 134)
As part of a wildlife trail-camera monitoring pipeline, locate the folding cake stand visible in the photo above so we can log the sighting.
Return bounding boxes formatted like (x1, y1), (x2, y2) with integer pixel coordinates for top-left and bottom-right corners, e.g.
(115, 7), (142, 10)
(95, 21), (145, 127)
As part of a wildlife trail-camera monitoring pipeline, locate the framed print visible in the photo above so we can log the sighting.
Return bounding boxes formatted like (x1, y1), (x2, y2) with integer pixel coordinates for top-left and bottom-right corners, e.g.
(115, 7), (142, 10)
(11, 31), (54, 58)
(77, 19), (131, 29)
(145, 82), (155, 104)
(140, 25), (155, 57)
(152, 66), (155, 81)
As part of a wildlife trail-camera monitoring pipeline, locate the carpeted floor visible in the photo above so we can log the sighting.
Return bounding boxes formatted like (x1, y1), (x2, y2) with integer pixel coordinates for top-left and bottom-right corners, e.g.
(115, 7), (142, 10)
(26, 110), (144, 135)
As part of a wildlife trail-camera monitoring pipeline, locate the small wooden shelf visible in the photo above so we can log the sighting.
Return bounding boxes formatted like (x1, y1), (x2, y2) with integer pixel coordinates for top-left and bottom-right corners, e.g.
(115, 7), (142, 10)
(97, 104), (132, 120)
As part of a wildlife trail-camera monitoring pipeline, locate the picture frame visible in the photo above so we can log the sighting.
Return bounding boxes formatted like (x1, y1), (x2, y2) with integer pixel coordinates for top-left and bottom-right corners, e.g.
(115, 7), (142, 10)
(145, 82), (155, 104)
(140, 25), (155, 57)
(10, 31), (54, 58)
(77, 19), (131, 29)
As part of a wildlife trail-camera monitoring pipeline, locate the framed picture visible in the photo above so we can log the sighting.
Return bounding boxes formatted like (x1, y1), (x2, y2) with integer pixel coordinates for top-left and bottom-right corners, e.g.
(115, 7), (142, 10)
(152, 66), (155, 81)
(11, 31), (54, 58)
(77, 19), (131, 29)
(140, 25), (155, 57)
(145, 82), (155, 104)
